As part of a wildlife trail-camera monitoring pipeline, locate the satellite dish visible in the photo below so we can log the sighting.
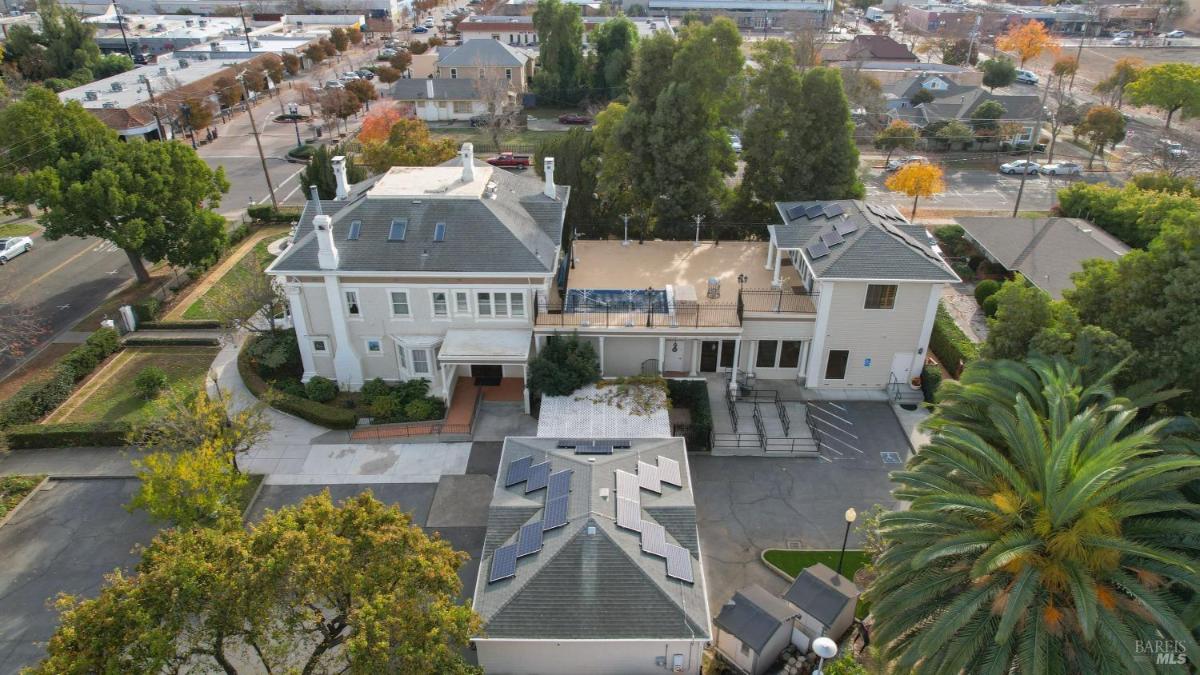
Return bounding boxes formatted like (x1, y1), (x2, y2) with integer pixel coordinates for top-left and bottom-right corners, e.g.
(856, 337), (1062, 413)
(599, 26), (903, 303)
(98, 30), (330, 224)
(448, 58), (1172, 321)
(813, 637), (838, 660)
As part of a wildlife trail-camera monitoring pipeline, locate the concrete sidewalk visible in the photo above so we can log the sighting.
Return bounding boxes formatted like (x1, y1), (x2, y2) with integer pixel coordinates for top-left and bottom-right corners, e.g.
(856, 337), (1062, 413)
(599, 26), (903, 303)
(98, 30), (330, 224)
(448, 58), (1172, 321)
(0, 447), (139, 477)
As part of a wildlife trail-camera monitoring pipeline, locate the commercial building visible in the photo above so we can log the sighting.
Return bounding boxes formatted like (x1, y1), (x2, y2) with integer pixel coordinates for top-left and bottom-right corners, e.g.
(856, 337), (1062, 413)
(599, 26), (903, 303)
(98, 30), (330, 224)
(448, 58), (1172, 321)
(641, 0), (835, 30)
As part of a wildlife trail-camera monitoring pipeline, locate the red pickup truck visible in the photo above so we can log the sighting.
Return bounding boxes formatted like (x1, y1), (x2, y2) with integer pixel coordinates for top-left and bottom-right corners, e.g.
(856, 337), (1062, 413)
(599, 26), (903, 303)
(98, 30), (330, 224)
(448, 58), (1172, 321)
(486, 152), (531, 169)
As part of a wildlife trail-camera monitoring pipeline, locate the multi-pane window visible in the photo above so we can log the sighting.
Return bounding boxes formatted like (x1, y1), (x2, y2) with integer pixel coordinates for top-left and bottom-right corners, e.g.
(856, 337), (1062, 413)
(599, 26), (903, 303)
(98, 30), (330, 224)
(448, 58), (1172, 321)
(344, 290), (360, 317)
(476, 292), (525, 318)
(865, 284), (897, 310)
(510, 292), (525, 317)
(755, 340), (804, 369)
(397, 344), (408, 370)
(477, 292), (492, 316)
(411, 348), (430, 375)
(432, 291), (449, 318)
(390, 291), (410, 317)
(454, 291), (470, 314)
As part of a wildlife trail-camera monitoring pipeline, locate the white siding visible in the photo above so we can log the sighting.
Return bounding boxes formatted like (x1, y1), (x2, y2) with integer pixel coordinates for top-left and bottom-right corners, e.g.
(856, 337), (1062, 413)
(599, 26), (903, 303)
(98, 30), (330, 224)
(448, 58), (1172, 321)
(714, 628), (756, 674)
(601, 337), (659, 376)
(476, 639), (706, 675)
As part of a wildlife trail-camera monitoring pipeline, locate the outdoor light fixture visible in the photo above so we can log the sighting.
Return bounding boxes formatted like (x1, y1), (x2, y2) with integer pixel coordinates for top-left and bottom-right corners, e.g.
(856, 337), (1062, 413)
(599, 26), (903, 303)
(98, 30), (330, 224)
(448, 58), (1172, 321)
(837, 507), (857, 576)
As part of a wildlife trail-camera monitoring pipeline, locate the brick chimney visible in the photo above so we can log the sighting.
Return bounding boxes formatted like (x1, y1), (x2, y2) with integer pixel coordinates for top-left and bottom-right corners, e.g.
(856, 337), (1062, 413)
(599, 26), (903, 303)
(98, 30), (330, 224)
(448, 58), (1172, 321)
(543, 157), (556, 199)
(331, 155), (350, 200)
(461, 142), (475, 182)
(310, 185), (339, 270)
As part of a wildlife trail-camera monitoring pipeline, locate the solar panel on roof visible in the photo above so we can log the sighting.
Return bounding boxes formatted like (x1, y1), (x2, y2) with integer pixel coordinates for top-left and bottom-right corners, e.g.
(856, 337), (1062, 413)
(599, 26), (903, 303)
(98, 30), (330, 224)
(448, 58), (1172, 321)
(664, 544), (694, 583)
(833, 220), (858, 237)
(641, 521), (667, 557)
(616, 470), (639, 499)
(805, 204), (826, 219)
(658, 457), (682, 487)
(616, 496), (642, 532)
(547, 470), (572, 500)
(638, 461), (661, 493)
(489, 544), (518, 582)
(516, 521), (544, 557)
(823, 203), (845, 218)
(786, 204), (809, 221)
(573, 441), (614, 454)
(821, 231), (844, 249)
(504, 456), (533, 487)
(524, 462), (551, 493)
(806, 240), (830, 260)
(542, 496), (569, 530)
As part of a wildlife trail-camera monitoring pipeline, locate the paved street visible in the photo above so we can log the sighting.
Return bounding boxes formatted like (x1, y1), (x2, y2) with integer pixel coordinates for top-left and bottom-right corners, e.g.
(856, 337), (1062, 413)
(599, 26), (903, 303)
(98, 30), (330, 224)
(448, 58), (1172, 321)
(864, 165), (1119, 214)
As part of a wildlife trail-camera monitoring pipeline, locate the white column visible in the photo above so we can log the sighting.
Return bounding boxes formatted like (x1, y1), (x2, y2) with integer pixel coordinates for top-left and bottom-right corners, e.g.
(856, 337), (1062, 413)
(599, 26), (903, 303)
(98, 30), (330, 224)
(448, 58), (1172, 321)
(747, 340), (757, 377)
(689, 339), (700, 376)
(657, 337), (666, 374)
(522, 364), (530, 414)
(322, 276), (365, 390)
(598, 336), (606, 375)
(286, 285), (317, 382)
(805, 282), (836, 387)
(798, 340), (811, 383)
(772, 248), (783, 287)
(764, 240), (775, 269)
(728, 338), (742, 397)
(912, 284), (943, 376)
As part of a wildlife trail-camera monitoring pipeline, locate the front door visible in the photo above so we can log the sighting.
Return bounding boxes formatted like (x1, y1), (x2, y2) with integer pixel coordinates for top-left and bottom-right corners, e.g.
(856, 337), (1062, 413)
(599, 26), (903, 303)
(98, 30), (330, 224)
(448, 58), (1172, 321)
(890, 352), (915, 386)
(720, 340), (737, 369)
(700, 341), (719, 372)
(472, 364), (503, 385)
(664, 339), (687, 373)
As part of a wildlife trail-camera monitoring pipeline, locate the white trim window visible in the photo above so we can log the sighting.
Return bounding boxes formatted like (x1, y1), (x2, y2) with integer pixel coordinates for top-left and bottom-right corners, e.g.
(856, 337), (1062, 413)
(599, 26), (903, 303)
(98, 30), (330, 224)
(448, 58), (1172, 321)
(344, 290), (361, 318)
(454, 290), (471, 315)
(311, 337), (329, 353)
(431, 291), (449, 319)
(390, 290), (411, 318)
(397, 343), (408, 371)
(476, 291), (526, 318)
(411, 348), (431, 375)
(865, 284), (897, 310)
(364, 338), (383, 355)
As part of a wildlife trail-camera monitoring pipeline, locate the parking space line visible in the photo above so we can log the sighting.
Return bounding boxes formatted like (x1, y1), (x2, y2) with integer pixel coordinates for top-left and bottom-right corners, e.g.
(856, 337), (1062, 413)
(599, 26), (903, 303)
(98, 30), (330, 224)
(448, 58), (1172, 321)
(807, 403), (857, 428)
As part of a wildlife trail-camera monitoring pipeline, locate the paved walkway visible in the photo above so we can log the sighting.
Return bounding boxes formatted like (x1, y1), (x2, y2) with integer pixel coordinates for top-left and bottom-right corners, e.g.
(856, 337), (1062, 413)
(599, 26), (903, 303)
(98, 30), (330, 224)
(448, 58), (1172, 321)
(161, 225), (289, 321)
(0, 447), (137, 477)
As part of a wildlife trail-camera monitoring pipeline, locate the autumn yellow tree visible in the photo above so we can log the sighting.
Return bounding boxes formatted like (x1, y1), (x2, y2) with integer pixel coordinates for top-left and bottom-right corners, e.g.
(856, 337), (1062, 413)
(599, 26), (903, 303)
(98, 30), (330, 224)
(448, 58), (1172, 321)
(358, 103), (408, 143)
(884, 162), (945, 219)
(361, 116), (458, 173)
(996, 19), (1058, 67)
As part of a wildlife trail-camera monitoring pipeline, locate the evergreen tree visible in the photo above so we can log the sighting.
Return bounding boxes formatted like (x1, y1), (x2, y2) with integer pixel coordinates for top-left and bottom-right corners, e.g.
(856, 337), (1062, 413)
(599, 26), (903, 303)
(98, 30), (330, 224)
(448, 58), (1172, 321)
(302, 145), (366, 200)
(533, 0), (585, 104)
(536, 128), (600, 234)
(737, 40), (806, 222)
(589, 15), (638, 98)
(794, 68), (863, 200)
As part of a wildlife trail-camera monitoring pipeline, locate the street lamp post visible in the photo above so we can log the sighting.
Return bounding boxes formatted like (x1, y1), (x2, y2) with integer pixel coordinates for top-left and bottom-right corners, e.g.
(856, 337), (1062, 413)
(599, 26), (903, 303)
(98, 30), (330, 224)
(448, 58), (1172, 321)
(288, 103), (303, 148)
(836, 507), (857, 576)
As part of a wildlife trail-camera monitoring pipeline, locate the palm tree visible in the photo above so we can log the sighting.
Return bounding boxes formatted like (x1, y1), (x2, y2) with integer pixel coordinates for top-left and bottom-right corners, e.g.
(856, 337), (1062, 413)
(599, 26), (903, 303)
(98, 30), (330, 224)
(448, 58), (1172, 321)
(867, 358), (1200, 674)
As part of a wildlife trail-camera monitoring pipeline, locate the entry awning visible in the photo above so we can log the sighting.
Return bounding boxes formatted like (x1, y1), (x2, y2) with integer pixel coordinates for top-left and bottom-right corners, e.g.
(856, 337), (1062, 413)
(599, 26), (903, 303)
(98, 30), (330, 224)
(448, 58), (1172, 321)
(437, 328), (532, 364)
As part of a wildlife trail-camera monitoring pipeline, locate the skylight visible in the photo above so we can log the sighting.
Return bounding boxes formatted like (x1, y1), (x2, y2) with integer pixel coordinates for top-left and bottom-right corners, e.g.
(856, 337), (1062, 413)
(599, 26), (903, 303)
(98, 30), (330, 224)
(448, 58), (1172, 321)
(433, 222), (446, 242)
(388, 218), (407, 241)
(346, 220), (362, 240)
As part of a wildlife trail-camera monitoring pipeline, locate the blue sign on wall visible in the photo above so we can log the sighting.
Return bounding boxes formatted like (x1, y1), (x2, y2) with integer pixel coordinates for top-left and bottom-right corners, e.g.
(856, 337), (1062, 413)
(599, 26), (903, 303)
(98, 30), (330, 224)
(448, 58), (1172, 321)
(864, 358), (872, 367)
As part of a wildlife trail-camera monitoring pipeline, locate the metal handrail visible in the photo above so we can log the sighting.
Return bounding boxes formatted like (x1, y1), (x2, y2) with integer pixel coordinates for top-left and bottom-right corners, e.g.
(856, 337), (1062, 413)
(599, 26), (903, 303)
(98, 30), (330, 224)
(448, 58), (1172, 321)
(805, 404), (822, 453)
(739, 288), (819, 314)
(887, 373), (902, 402)
(726, 395), (739, 432)
(776, 399), (791, 436)
(711, 432), (765, 451)
(763, 437), (820, 456)
(752, 405), (767, 452)
(741, 388), (778, 403)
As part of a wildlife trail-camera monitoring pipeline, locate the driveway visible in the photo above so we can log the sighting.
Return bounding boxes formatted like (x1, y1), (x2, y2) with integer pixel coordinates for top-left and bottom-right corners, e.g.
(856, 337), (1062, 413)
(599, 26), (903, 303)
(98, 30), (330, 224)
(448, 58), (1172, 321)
(0, 478), (160, 674)
(691, 402), (909, 610)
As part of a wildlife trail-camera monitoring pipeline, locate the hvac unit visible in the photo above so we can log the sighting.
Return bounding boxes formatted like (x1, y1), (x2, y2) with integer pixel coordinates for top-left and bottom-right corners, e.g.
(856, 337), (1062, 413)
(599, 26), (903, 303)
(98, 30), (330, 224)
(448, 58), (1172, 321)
(111, 81), (124, 92)
(84, 90), (99, 101)
(101, 101), (116, 108)
(178, 58), (190, 68)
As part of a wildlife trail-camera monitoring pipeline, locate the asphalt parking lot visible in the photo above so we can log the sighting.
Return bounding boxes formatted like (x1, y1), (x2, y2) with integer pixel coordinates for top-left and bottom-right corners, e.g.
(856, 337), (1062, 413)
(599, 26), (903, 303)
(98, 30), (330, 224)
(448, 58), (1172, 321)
(0, 478), (161, 674)
(691, 402), (910, 611)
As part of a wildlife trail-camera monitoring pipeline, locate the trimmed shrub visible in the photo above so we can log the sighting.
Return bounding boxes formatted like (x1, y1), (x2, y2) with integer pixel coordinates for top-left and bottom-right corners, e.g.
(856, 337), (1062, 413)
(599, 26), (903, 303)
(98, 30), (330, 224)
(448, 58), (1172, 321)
(305, 376), (337, 403)
(246, 204), (275, 221)
(528, 334), (600, 396)
(973, 279), (1001, 305)
(134, 366), (168, 399)
(369, 393), (403, 421)
(0, 365), (76, 429)
(133, 297), (162, 322)
(123, 337), (220, 346)
(278, 379), (307, 399)
(59, 345), (100, 380)
(666, 379), (712, 452)
(920, 364), (943, 403)
(983, 294), (1000, 318)
(227, 223), (252, 246)
(5, 421), (132, 449)
(403, 397), (441, 422)
(138, 320), (221, 330)
(86, 328), (121, 356)
(272, 395), (357, 429)
(360, 377), (392, 404)
(928, 304), (978, 377)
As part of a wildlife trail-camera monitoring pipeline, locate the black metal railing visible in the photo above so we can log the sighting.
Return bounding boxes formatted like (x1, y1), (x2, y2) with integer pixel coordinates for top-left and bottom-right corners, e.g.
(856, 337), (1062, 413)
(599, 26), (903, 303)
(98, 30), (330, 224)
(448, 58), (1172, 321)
(710, 431), (766, 452)
(740, 288), (819, 314)
(533, 301), (741, 328)
(764, 437), (820, 456)
(752, 406), (768, 452)
(726, 396), (739, 432)
(805, 404), (823, 454)
(776, 399), (791, 436)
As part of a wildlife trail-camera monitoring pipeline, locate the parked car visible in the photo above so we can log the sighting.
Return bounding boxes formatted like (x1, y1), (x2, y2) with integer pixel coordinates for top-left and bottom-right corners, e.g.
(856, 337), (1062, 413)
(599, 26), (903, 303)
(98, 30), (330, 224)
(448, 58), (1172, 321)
(1014, 69), (1039, 85)
(486, 152), (532, 168)
(324, 79), (345, 89)
(379, 48), (397, 59)
(0, 236), (33, 264)
(1112, 30), (1133, 38)
(1165, 30), (1186, 38)
(729, 133), (742, 153)
(886, 155), (926, 171)
(558, 113), (593, 125)
(1040, 161), (1082, 176)
(1000, 159), (1041, 174)
(1158, 139), (1190, 158)
(357, 69), (376, 80)
(423, 17), (435, 27)
(413, 25), (429, 34)
(340, 72), (361, 81)
(1111, 37), (1132, 46)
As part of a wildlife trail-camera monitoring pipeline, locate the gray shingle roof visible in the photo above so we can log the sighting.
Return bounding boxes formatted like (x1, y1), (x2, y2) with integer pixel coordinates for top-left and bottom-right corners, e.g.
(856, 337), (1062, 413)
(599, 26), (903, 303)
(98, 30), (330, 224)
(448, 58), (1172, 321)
(916, 88), (1042, 127)
(474, 437), (710, 640)
(714, 585), (798, 653)
(883, 75), (976, 103)
(269, 161), (566, 275)
(770, 200), (958, 281)
(437, 39), (529, 67)
(954, 216), (1129, 299)
(782, 563), (860, 629)
(390, 78), (481, 101)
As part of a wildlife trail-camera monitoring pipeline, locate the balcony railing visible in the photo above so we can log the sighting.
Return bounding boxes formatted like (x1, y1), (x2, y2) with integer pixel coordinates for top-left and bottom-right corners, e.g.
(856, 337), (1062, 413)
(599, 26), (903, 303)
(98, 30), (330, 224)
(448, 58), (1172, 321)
(533, 300), (743, 328)
(740, 288), (818, 314)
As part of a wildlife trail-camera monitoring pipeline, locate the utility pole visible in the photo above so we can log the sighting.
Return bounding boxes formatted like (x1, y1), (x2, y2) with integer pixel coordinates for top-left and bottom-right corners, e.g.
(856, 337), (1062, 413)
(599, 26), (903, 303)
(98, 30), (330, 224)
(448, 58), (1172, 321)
(115, 5), (135, 60)
(1011, 74), (1054, 217)
(239, 2), (253, 52)
(692, 214), (704, 247)
(1069, 4), (1092, 92)
(621, 213), (631, 246)
(239, 71), (279, 210)
(143, 77), (167, 142)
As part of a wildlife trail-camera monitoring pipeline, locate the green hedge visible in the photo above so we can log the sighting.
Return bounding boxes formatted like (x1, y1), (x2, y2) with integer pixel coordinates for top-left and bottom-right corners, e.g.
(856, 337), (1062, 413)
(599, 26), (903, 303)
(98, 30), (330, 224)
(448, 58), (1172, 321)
(667, 379), (712, 451)
(929, 304), (978, 377)
(920, 364), (943, 404)
(0, 328), (123, 429)
(138, 320), (222, 330)
(123, 337), (220, 347)
(237, 337), (357, 430)
(5, 421), (132, 449)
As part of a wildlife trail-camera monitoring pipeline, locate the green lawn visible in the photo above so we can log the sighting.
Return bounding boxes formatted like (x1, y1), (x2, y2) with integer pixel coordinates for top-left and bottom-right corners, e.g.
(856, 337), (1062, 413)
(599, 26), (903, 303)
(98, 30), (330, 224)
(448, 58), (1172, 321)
(61, 347), (220, 423)
(429, 127), (569, 151)
(0, 221), (38, 238)
(183, 240), (274, 320)
(763, 549), (871, 618)
(1, 475), (46, 519)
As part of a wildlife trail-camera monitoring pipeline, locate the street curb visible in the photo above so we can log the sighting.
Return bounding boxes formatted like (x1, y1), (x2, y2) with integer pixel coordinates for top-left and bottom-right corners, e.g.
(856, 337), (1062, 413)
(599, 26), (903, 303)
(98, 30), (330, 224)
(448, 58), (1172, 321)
(241, 473), (267, 524)
(760, 549), (796, 581)
(0, 475), (51, 531)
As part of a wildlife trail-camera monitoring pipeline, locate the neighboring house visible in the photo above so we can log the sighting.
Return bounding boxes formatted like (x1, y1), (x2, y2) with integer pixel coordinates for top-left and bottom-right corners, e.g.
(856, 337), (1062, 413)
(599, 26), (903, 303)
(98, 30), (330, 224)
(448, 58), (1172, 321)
(884, 75), (1042, 141)
(472, 436), (710, 675)
(265, 144), (568, 413)
(642, 0), (834, 30)
(782, 563), (861, 652)
(821, 35), (918, 63)
(458, 14), (674, 46)
(832, 60), (982, 87)
(435, 38), (535, 96)
(713, 585), (799, 675)
(391, 78), (486, 121)
(954, 216), (1130, 300)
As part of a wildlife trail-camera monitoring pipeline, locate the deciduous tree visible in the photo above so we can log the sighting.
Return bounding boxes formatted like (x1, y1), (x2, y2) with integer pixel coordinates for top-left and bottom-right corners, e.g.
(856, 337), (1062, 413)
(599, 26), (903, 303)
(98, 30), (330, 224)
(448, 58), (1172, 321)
(533, 0), (586, 104)
(204, 249), (288, 335)
(996, 19), (1058, 67)
(281, 52), (301, 75)
(376, 64), (402, 83)
(884, 161), (944, 218)
(32, 492), (482, 675)
(345, 78), (378, 105)
(940, 37), (977, 66)
(1074, 104), (1125, 168)
(302, 42), (325, 65)
(1125, 62), (1200, 129)
(874, 120), (919, 163)
(979, 57), (1016, 91)
(360, 116), (458, 173)
(213, 73), (243, 109)
(1093, 57), (1141, 107)
(329, 26), (350, 52)
(589, 14), (637, 98)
